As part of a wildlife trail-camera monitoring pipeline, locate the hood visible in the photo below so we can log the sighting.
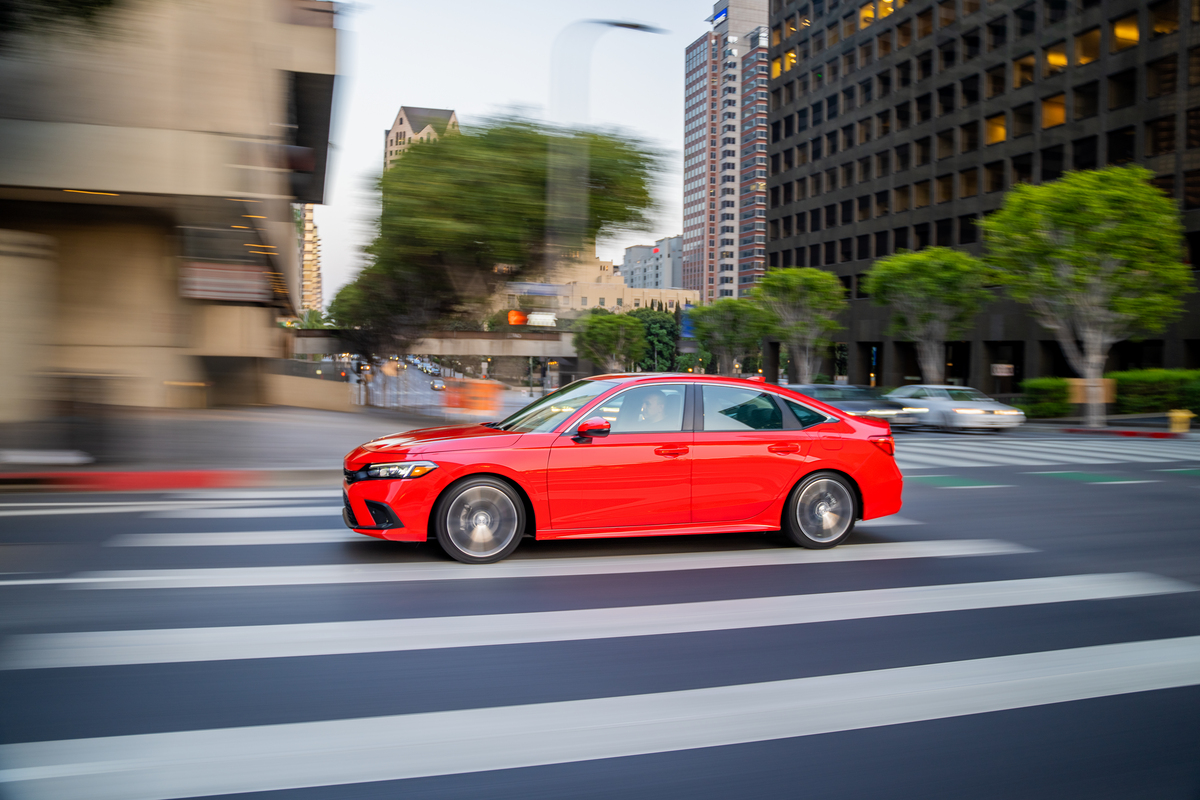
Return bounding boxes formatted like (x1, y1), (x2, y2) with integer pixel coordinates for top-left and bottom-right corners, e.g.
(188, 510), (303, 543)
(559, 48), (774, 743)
(344, 424), (521, 468)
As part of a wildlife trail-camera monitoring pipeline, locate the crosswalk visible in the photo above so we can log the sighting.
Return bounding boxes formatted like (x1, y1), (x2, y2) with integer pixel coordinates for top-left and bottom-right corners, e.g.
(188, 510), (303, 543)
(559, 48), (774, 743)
(2, 492), (1199, 799)
(895, 435), (1200, 470)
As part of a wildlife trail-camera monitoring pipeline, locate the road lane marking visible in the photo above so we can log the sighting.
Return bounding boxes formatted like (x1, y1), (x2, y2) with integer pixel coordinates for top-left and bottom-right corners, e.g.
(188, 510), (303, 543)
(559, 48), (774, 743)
(105, 530), (358, 547)
(906, 476), (1013, 489)
(3, 636), (1200, 799)
(0, 500), (300, 518)
(1023, 472), (1160, 485)
(147, 506), (343, 519)
(170, 490), (344, 501)
(2, 573), (1188, 670)
(0, 540), (1034, 589)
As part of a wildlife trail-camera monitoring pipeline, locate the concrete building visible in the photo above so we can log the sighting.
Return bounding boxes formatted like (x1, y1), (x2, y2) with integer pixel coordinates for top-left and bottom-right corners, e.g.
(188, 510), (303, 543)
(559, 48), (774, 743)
(383, 107), (458, 171)
(0, 0), (337, 417)
(766, 0), (1200, 390)
(620, 235), (684, 288)
(300, 204), (323, 311)
(682, 0), (770, 302)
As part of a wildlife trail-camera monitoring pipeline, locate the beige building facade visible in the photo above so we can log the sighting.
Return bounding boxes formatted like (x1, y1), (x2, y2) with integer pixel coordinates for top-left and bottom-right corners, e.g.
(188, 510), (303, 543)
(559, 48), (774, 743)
(498, 253), (700, 318)
(0, 0), (337, 416)
(383, 107), (458, 171)
(301, 204), (323, 311)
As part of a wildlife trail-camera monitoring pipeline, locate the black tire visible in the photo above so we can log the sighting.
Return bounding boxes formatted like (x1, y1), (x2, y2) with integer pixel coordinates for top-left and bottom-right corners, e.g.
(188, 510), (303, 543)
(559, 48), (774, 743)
(434, 476), (525, 564)
(782, 471), (857, 549)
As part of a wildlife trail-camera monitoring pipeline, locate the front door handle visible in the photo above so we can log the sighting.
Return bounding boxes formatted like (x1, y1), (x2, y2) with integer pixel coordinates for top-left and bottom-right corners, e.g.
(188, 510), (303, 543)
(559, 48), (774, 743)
(768, 443), (801, 455)
(654, 446), (690, 458)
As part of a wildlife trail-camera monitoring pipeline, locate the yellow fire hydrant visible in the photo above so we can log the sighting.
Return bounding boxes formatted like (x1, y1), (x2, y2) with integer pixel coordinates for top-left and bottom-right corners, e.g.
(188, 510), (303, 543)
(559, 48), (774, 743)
(1168, 408), (1196, 433)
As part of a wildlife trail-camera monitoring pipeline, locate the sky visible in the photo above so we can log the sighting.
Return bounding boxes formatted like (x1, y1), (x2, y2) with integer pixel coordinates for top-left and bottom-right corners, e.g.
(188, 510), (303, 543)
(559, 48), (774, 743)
(314, 0), (715, 307)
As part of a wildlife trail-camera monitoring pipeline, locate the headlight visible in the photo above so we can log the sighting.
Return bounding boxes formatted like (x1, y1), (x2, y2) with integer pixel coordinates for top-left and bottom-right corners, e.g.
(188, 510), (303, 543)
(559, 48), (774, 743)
(365, 461), (438, 479)
(953, 408), (985, 414)
(865, 409), (898, 416)
(901, 407), (929, 414)
(994, 410), (1023, 416)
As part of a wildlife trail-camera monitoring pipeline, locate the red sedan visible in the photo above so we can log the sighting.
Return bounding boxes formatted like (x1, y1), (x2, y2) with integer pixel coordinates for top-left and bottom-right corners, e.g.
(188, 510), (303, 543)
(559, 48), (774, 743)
(343, 375), (903, 563)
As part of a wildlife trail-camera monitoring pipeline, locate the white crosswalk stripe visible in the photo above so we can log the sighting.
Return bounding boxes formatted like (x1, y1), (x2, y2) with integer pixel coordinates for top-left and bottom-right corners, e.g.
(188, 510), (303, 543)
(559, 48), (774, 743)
(896, 436), (1200, 469)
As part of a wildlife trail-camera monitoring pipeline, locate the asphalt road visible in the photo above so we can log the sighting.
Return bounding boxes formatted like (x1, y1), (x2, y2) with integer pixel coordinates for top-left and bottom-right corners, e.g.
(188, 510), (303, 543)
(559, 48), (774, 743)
(2, 431), (1200, 799)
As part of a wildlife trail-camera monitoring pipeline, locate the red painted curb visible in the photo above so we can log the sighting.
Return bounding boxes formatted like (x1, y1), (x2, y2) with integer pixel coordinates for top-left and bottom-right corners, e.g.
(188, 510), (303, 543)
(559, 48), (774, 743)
(0, 470), (267, 492)
(1060, 428), (1183, 439)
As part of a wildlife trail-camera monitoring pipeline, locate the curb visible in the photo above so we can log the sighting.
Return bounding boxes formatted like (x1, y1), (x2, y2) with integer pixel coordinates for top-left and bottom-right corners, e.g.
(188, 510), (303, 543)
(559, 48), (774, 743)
(1059, 428), (1184, 439)
(0, 468), (342, 493)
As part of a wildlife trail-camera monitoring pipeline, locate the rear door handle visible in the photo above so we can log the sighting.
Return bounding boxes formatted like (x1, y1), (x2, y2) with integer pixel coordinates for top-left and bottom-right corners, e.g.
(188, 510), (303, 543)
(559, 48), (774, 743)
(654, 446), (689, 458)
(768, 443), (801, 455)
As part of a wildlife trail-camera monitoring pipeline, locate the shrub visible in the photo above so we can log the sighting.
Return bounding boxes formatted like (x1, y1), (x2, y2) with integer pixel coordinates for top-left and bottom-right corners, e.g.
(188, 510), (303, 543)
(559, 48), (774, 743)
(1106, 369), (1200, 414)
(1182, 379), (1200, 415)
(1018, 377), (1072, 418)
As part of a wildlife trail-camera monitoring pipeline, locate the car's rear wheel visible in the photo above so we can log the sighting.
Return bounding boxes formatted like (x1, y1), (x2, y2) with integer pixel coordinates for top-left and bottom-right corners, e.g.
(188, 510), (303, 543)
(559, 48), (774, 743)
(435, 477), (524, 564)
(783, 471), (856, 549)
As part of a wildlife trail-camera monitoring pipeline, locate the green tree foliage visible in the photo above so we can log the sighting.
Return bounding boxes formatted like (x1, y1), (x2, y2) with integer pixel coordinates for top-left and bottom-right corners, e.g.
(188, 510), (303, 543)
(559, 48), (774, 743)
(628, 307), (678, 372)
(864, 247), (994, 385)
(982, 166), (1194, 427)
(688, 299), (771, 375)
(752, 268), (847, 384)
(573, 313), (646, 373)
(296, 308), (333, 330)
(334, 118), (658, 357)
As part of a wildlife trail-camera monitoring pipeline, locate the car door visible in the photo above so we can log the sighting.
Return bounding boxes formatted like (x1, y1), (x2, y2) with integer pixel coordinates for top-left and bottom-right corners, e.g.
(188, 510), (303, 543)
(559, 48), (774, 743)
(545, 383), (692, 530)
(690, 383), (812, 523)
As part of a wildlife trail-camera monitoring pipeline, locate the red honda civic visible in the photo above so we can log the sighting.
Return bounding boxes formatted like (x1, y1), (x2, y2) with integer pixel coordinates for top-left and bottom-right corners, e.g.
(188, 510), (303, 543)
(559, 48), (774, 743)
(343, 374), (903, 564)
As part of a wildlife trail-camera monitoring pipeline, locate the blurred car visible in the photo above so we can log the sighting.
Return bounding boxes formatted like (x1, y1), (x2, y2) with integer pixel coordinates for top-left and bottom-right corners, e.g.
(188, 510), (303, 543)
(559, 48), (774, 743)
(788, 384), (919, 430)
(343, 374), (904, 564)
(430, 379), (446, 391)
(884, 384), (1026, 431)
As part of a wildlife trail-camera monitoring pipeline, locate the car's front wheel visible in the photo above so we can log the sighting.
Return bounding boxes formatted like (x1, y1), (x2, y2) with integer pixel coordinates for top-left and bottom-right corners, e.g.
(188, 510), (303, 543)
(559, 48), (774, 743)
(434, 477), (525, 564)
(783, 471), (857, 549)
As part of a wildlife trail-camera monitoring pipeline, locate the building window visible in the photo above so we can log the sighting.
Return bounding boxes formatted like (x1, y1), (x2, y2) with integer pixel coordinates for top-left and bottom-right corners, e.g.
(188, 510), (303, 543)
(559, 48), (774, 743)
(918, 51), (934, 80)
(1147, 56), (1178, 98)
(940, 41), (957, 70)
(1108, 69), (1136, 110)
(878, 29), (893, 55)
(985, 160), (1005, 192)
(1190, 47), (1200, 86)
(894, 227), (909, 250)
(898, 19), (913, 48)
(1111, 13), (1139, 52)
(1042, 145), (1065, 181)
(936, 218), (953, 246)
(1185, 170), (1200, 209)
(963, 28), (981, 60)
(1013, 153), (1033, 183)
(916, 136), (932, 165)
(1074, 81), (1099, 119)
(918, 9), (934, 37)
(1187, 108), (1200, 149)
(857, 234), (871, 260)
(875, 230), (890, 256)
(896, 143), (911, 170)
(1075, 28), (1100, 66)
(1043, 41), (1067, 76)
(1149, 0), (1179, 37)
(959, 215), (978, 244)
(1045, 0), (1066, 24)
(988, 17), (1007, 50)
(960, 168), (979, 196)
(914, 222), (931, 250)
(876, 149), (891, 175)
(938, 84), (955, 114)
(1042, 94), (1066, 128)
(986, 64), (1006, 97)
(1014, 54), (1036, 88)
(914, 180), (931, 208)
(939, 0), (956, 27)
(875, 190), (891, 215)
(961, 121), (980, 151)
(986, 113), (1007, 144)
(1073, 136), (1098, 170)
(1107, 127), (1136, 164)
(1146, 117), (1176, 156)
(1151, 174), (1175, 199)
(580, 297), (587, 306)
(937, 129), (955, 158)
(895, 184), (911, 212)
(917, 93), (932, 122)
(936, 174), (954, 203)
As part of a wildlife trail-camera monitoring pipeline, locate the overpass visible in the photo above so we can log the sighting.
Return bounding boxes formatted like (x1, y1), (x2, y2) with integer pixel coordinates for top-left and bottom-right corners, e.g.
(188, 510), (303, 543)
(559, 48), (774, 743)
(292, 330), (577, 358)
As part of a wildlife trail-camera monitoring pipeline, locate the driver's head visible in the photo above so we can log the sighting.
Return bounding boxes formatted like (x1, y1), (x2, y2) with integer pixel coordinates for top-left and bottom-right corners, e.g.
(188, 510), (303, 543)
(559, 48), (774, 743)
(639, 390), (667, 423)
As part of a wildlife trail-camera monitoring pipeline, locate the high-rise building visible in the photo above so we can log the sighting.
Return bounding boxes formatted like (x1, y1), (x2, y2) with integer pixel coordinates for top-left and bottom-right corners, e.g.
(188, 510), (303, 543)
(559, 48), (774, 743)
(620, 235), (684, 288)
(300, 204), (323, 311)
(682, 0), (770, 303)
(766, 0), (1200, 389)
(383, 107), (458, 171)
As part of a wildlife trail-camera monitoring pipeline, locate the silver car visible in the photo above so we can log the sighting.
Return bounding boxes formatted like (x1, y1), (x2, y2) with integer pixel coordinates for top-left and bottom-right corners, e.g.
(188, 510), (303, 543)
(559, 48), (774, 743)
(884, 385), (1026, 431)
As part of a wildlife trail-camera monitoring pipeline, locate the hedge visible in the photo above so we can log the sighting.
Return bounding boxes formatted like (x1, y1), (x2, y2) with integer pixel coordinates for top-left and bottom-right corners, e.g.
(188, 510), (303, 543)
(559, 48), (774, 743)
(1106, 369), (1200, 414)
(1016, 377), (1072, 418)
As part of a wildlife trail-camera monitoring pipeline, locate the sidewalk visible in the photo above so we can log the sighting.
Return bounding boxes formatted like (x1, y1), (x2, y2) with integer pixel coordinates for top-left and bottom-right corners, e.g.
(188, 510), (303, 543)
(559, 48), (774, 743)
(0, 406), (448, 492)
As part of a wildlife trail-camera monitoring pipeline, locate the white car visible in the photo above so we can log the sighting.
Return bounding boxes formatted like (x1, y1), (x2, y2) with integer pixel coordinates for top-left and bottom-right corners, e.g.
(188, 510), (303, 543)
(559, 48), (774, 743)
(884, 385), (1026, 431)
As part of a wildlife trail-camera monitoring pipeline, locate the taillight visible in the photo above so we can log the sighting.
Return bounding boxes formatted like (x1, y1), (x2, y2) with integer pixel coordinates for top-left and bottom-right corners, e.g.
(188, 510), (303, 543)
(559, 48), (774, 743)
(868, 435), (895, 456)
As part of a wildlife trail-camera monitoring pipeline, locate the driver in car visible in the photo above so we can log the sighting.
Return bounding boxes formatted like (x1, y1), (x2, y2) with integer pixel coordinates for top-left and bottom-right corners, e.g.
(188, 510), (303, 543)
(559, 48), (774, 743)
(638, 390), (668, 427)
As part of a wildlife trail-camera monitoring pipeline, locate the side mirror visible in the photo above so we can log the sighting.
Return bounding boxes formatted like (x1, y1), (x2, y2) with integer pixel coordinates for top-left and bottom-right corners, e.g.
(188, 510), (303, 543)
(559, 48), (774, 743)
(573, 416), (611, 442)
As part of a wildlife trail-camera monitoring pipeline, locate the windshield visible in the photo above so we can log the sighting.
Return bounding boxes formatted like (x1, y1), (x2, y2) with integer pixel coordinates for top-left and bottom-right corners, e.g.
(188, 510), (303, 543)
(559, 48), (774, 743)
(494, 380), (618, 433)
(945, 388), (989, 402)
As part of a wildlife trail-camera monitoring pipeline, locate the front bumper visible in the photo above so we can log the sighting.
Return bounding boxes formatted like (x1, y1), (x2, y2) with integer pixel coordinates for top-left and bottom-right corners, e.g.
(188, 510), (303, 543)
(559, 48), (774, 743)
(342, 474), (439, 542)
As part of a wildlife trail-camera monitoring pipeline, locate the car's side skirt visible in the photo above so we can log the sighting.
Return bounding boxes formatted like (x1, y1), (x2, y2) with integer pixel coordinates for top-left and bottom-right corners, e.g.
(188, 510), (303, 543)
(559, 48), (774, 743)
(536, 522), (782, 540)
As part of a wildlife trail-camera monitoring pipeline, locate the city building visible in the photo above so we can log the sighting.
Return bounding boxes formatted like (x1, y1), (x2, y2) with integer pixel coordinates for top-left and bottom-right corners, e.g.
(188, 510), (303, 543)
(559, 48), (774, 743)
(301, 204), (324, 311)
(0, 0), (337, 416)
(383, 107), (458, 171)
(683, 0), (770, 302)
(620, 235), (684, 288)
(766, 0), (1200, 390)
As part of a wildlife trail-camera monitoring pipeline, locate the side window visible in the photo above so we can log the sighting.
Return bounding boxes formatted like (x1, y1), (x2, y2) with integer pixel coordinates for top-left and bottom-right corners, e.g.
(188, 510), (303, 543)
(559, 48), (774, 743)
(889, 386), (914, 397)
(596, 384), (687, 433)
(702, 386), (784, 431)
(786, 399), (830, 429)
(909, 388), (929, 398)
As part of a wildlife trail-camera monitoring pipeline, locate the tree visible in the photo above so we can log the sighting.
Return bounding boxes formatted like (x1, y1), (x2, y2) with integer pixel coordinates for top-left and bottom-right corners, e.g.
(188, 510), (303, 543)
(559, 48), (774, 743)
(753, 268), (847, 384)
(864, 247), (994, 385)
(573, 313), (646, 373)
(336, 118), (658, 358)
(296, 308), (333, 330)
(982, 166), (1194, 427)
(688, 299), (771, 375)
(628, 307), (678, 372)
